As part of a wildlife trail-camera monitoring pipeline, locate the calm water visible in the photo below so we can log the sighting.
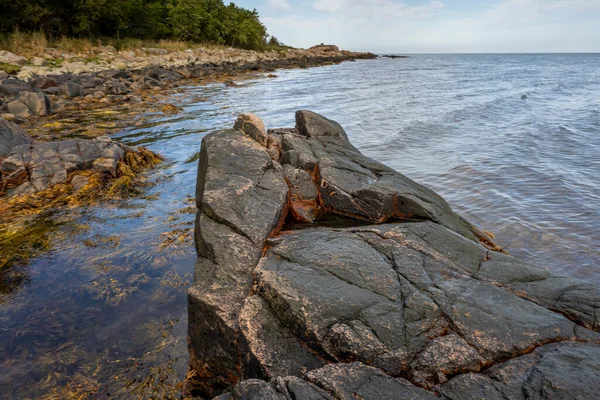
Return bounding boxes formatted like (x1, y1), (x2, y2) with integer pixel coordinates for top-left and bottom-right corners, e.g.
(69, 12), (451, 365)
(1, 54), (599, 398)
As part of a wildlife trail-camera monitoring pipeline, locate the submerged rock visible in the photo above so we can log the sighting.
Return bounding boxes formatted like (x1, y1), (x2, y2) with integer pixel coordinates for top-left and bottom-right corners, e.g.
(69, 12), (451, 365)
(188, 112), (600, 399)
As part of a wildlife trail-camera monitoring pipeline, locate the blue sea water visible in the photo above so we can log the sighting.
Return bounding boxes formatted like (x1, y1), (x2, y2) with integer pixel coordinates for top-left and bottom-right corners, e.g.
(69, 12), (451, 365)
(1, 54), (599, 397)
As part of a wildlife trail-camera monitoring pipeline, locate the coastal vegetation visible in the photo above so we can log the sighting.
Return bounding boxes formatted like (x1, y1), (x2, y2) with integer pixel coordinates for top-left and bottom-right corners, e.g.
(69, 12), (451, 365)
(0, 0), (286, 52)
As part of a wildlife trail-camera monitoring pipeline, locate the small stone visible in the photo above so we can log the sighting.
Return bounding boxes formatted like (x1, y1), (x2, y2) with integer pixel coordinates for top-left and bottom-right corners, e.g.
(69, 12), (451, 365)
(234, 113), (268, 146)
(32, 57), (46, 66)
(58, 81), (83, 98)
(71, 175), (90, 191)
(18, 92), (51, 116)
(7, 100), (30, 118)
(113, 60), (128, 70)
(0, 51), (27, 66)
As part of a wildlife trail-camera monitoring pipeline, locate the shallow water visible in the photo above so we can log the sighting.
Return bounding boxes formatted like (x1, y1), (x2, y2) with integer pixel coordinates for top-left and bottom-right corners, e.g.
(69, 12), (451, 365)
(1, 54), (599, 398)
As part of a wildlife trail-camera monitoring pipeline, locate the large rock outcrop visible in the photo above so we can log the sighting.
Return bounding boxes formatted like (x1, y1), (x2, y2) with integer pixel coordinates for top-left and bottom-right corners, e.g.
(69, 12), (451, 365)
(189, 112), (600, 399)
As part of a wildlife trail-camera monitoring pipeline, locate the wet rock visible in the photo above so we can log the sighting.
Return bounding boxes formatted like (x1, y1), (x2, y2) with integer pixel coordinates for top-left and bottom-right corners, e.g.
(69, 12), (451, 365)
(70, 175), (90, 191)
(0, 134), (132, 195)
(189, 113), (600, 399)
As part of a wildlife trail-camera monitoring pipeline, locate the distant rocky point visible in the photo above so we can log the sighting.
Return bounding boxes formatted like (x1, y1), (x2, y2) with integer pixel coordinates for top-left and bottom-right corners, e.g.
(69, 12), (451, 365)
(188, 111), (600, 399)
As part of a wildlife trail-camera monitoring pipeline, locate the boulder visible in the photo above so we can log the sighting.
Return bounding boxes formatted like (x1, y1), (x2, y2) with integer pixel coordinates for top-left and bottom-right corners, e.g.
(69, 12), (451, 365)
(32, 57), (46, 66)
(234, 113), (268, 146)
(0, 135), (132, 195)
(104, 80), (130, 95)
(0, 119), (31, 158)
(7, 100), (30, 118)
(18, 92), (51, 116)
(58, 81), (83, 98)
(0, 51), (27, 66)
(0, 78), (31, 96)
(190, 112), (600, 399)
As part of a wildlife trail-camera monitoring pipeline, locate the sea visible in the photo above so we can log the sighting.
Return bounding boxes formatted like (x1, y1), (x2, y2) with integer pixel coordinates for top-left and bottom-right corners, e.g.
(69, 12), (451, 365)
(1, 53), (599, 398)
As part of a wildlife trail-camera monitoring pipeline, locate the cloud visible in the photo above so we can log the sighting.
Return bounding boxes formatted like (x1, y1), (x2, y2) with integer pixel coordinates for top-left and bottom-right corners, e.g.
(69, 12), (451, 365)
(312, 0), (444, 21)
(262, 0), (600, 52)
(267, 0), (292, 11)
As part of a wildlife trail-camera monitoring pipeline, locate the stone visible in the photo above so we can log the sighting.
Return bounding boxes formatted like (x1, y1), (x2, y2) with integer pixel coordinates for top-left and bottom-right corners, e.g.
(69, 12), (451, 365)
(1, 136), (133, 196)
(0, 78), (31, 96)
(58, 81), (83, 98)
(188, 112), (600, 399)
(35, 77), (58, 89)
(32, 57), (46, 66)
(0, 51), (27, 66)
(440, 342), (600, 400)
(18, 92), (51, 116)
(104, 80), (130, 95)
(233, 113), (268, 146)
(113, 60), (128, 70)
(189, 128), (289, 397)
(306, 363), (439, 400)
(6, 100), (30, 118)
(71, 175), (90, 191)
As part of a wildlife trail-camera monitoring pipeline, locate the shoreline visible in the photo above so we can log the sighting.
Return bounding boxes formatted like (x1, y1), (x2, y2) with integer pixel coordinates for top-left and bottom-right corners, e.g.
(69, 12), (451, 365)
(0, 46), (375, 270)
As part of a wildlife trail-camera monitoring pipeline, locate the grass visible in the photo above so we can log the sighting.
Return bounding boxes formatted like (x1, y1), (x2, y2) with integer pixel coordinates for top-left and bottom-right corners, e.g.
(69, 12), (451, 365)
(0, 62), (21, 74)
(0, 31), (290, 60)
(0, 31), (231, 58)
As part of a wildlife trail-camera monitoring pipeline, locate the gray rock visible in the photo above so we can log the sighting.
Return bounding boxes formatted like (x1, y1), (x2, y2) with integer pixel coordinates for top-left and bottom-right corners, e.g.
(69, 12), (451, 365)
(189, 112), (600, 399)
(440, 342), (600, 400)
(307, 363), (439, 400)
(58, 81), (83, 98)
(18, 92), (51, 116)
(234, 113), (268, 146)
(0, 51), (27, 66)
(0, 78), (31, 96)
(0, 119), (31, 158)
(71, 175), (90, 191)
(189, 128), (289, 397)
(104, 80), (130, 95)
(1, 135), (131, 195)
(7, 100), (31, 118)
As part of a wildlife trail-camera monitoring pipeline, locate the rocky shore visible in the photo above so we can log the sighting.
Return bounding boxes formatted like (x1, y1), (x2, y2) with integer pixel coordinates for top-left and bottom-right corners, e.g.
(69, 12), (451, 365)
(0, 45), (374, 125)
(0, 44), (374, 268)
(189, 111), (600, 399)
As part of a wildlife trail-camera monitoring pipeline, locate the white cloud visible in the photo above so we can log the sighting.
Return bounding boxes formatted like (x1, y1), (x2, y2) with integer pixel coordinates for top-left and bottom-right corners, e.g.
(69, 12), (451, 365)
(262, 0), (600, 52)
(313, 0), (444, 21)
(267, 0), (292, 11)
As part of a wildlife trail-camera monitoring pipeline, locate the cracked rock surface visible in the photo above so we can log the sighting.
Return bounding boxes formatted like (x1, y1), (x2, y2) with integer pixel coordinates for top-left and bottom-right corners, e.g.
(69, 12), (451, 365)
(0, 118), (139, 196)
(189, 111), (600, 399)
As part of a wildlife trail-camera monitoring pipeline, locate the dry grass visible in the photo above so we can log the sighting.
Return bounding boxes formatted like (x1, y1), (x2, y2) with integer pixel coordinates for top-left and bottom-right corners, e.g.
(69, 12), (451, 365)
(0, 31), (230, 58)
(0, 30), (48, 58)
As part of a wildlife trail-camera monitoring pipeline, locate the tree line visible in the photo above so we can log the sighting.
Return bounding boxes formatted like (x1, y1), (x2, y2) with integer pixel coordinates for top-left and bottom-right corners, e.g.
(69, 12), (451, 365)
(0, 0), (282, 50)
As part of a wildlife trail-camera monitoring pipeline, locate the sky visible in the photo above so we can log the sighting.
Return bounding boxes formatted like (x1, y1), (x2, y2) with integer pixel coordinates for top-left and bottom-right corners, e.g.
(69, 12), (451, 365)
(234, 0), (600, 53)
